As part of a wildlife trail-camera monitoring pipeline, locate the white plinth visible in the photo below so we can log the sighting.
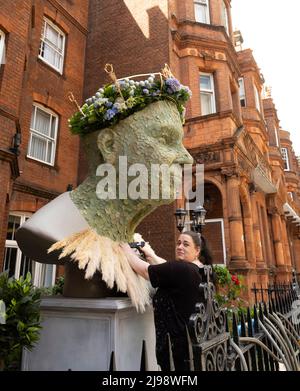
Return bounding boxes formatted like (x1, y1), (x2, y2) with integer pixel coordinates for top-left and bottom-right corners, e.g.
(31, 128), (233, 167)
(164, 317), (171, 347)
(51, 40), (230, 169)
(21, 297), (158, 371)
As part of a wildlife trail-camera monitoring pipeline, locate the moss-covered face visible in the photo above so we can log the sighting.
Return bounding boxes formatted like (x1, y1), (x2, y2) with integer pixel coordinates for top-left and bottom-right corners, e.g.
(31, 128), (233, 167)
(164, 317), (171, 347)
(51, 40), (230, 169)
(97, 100), (193, 202)
(72, 100), (193, 240)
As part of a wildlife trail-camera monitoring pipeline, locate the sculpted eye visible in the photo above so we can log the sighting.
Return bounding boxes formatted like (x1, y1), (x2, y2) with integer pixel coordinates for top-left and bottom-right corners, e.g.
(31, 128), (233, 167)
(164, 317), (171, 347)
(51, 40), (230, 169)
(158, 136), (168, 145)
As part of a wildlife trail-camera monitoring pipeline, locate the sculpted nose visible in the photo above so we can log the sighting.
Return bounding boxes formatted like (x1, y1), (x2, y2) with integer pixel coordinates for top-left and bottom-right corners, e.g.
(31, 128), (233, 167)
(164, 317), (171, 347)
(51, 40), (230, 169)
(175, 146), (193, 165)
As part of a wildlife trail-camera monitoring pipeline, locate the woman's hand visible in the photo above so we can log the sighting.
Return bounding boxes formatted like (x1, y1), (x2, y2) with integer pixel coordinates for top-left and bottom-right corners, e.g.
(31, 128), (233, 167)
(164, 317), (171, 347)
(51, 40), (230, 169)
(119, 243), (135, 256)
(140, 242), (156, 261)
(119, 242), (149, 280)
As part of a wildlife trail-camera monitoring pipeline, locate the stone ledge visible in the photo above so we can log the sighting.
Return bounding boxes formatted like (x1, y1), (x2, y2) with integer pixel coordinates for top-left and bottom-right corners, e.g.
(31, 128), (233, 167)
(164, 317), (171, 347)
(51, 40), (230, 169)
(40, 296), (141, 313)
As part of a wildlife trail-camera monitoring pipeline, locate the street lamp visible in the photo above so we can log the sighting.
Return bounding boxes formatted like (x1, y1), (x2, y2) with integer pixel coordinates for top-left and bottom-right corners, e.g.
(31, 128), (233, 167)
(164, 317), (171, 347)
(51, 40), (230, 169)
(174, 205), (207, 233)
(174, 208), (187, 233)
(191, 204), (207, 233)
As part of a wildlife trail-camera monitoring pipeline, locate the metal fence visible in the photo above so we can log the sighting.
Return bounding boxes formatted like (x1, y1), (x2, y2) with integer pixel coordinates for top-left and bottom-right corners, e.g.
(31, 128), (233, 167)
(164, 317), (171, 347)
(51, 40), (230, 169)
(109, 266), (300, 371)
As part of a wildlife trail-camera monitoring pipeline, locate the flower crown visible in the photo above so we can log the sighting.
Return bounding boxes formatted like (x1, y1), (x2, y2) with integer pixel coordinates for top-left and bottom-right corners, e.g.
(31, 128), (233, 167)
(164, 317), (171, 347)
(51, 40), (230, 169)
(68, 64), (192, 136)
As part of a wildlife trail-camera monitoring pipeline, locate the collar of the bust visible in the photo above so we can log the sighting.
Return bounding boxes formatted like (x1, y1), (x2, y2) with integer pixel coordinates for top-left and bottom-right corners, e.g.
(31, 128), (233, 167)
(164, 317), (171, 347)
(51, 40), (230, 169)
(47, 228), (151, 312)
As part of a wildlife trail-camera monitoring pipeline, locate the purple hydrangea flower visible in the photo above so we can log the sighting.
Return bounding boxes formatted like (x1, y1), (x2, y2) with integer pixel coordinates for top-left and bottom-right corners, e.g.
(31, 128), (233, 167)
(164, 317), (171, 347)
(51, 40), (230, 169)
(105, 101), (113, 108)
(143, 89), (149, 95)
(119, 80), (127, 89)
(104, 109), (117, 120)
(183, 86), (192, 96)
(165, 77), (181, 93)
(152, 90), (161, 97)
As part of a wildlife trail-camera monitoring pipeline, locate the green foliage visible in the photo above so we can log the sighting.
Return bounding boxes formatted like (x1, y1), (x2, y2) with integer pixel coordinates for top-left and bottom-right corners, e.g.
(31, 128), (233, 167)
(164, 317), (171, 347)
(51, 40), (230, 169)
(69, 75), (192, 136)
(0, 272), (41, 371)
(37, 276), (64, 297)
(213, 265), (248, 311)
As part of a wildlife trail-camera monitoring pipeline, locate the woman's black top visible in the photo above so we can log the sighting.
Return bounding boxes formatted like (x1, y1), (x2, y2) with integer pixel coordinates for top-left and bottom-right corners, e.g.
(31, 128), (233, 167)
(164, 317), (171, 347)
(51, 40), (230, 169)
(148, 261), (206, 371)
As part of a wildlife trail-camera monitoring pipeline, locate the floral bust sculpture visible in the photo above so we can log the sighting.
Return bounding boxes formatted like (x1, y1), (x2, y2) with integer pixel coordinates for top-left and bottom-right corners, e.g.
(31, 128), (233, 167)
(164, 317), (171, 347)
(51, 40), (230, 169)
(16, 65), (193, 311)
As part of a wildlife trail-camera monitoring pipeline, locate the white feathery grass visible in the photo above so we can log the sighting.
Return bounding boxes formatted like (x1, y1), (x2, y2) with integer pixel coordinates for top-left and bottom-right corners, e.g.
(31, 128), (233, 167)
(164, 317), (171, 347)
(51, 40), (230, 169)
(47, 230), (151, 312)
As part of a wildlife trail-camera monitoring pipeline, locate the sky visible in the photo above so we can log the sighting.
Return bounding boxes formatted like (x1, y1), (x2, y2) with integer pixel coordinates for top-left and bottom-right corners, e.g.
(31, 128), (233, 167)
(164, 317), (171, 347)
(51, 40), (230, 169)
(231, 0), (300, 156)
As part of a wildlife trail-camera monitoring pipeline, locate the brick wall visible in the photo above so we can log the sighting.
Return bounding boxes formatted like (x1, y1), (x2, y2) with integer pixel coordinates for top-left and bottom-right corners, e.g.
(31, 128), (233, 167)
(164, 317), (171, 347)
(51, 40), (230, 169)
(0, 0), (89, 272)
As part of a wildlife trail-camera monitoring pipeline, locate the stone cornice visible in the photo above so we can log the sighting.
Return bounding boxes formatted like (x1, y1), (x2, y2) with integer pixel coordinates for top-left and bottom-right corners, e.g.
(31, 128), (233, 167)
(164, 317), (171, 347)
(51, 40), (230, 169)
(0, 149), (20, 179)
(185, 110), (242, 128)
(13, 180), (60, 200)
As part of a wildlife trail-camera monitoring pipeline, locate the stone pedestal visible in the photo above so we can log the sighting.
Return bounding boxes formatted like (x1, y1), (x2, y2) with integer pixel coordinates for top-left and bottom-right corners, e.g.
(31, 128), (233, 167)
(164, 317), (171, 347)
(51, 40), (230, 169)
(21, 297), (158, 371)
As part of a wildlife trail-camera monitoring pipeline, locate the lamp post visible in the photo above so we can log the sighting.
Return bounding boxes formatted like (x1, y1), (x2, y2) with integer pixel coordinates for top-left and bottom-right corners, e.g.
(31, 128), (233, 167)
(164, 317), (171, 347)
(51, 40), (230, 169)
(174, 205), (206, 233)
(191, 204), (207, 233)
(174, 208), (187, 233)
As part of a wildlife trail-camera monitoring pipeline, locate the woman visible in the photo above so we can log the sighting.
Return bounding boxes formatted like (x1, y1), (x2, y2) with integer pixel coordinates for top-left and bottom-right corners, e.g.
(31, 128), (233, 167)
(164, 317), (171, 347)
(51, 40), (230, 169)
(121, 230), (213, 371)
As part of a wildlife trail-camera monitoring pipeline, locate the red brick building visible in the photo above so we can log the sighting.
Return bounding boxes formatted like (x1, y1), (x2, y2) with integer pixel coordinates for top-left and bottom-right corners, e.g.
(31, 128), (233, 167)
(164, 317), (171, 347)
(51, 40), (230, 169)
(1, 0), (300, 299)
(0, 0), (89, 286)
(82, 0), (300, 299)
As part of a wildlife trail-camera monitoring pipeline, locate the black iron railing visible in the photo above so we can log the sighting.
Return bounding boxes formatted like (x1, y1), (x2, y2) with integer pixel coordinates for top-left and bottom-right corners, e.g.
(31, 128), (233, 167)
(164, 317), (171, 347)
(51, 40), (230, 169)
(109, 266), (300, 371)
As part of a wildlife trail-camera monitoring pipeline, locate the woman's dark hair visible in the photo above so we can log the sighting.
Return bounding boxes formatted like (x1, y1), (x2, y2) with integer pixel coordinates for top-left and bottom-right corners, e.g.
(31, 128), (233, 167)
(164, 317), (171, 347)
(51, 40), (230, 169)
(182, 231), (213, 265)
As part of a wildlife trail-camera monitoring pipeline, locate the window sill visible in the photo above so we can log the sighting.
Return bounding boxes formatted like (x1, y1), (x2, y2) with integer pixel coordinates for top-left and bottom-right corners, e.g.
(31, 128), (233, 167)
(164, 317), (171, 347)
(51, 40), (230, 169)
(25, 155), (59, 172)
(37, 57), (66, 79)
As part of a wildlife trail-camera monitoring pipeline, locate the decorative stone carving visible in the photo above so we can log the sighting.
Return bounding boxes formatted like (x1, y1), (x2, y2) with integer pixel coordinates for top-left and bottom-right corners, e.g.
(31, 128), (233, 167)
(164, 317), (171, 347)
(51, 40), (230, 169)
(194, 151), (220, 164)
(221, 167), (239, 179)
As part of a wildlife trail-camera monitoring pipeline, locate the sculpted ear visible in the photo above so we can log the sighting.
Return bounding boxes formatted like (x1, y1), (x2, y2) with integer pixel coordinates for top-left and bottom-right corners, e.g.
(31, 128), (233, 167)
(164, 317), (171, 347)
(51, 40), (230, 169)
(97, 128), (116, 164)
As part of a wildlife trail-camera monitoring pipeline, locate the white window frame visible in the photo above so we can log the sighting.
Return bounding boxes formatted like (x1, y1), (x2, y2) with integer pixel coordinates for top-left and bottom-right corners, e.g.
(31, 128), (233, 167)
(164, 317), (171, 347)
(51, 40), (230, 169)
(221, 1), (229, 34)
(4, 212), (56, 287)
(200, 72), (216, 115)
(38, 17), (65, 74)
(281, 147), (290, 171)
(194, 0), (210, 24)
(183, 218), (226, 265)
(0, 29), (5, 67)
(27, 103), (58, 166)
(254, 84), (261, 112)
(238, 77), (246, 107)
(274, 127), (280, 147)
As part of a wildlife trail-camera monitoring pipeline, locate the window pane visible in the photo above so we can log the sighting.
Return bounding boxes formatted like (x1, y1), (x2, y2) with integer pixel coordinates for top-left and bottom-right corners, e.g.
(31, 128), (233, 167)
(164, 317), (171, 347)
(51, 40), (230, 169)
(50, 116), (56, 138)
(200, 75), (211, 90)
(201, 93), (213, 115)
(3, 247), (17, 277)
(46, 141), (53, 163)
(195, 4), (207, 23)
(222, 1), (229, 33)
(58, 34), (64, 51)
(254, 85), (261, 112)
(35, 108), (51, 136)
(19, 252), (33, 278)
(40, 20), (64, 72)
(239, 78), (245, 96)
(29, 134), (47, 161)
(43, 43), (56, 68)
(0, 30), (5, 66)
(7, 215), (21, 241)
(42, 264), (54, 287)
(45, 23), (59, 47)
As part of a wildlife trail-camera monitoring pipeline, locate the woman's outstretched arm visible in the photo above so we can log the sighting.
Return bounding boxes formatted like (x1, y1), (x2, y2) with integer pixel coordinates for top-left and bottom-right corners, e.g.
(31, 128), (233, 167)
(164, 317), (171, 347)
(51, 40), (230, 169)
(120, 243), (150, 280)
(140, 242), (167, 265)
